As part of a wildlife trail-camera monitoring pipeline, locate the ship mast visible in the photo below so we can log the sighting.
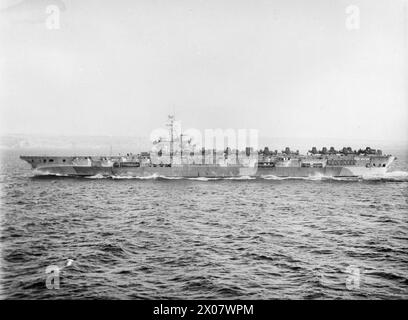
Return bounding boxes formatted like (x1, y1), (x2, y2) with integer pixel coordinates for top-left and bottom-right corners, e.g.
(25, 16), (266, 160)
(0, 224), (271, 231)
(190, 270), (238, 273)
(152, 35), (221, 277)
(167, 115), (175, 165)
(180, 133), (186, 163)
(166, 114), (185, 165)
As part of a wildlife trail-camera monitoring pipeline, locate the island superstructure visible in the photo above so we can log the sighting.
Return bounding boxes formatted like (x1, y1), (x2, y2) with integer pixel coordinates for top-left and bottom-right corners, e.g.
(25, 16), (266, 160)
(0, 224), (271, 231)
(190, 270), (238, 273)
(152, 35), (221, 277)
(20, 116), (395, 178)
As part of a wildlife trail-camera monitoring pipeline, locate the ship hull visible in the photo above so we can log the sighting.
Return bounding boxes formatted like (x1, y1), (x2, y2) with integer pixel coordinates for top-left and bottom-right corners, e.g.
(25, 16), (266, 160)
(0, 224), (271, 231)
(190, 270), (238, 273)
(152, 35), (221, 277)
(20, 155), (394, 178)
(27, 164), (389, 178)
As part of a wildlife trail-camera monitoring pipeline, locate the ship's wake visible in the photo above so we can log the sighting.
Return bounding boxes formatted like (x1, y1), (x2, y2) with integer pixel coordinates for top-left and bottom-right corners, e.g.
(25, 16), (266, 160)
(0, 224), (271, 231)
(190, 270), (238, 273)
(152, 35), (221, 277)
(260, 171), (408, 182)
(360, 170), (408, 182)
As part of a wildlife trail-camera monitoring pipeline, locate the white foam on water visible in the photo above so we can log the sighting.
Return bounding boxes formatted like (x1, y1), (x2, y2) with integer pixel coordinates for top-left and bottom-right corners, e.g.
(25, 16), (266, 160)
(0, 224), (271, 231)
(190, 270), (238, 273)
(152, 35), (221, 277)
(187, 177), (221, 181)
(158, 176), (184, 180)
(260, 175), (286, 180)
(299, 174), (325, 181)
(49, 170), (408, 182)
(361, 170), (408, 181)
(224, 176), (256, 180)
(111, 175), (135, 179)
(86, 174), (107, 179)
(110, 173), (185, 180)
(327, 176), (360, 181)
(260, 175), (322, 181)
(112, 173), (160, 180)
(137, 173), (161, 180)
(260, 171), (408, 182)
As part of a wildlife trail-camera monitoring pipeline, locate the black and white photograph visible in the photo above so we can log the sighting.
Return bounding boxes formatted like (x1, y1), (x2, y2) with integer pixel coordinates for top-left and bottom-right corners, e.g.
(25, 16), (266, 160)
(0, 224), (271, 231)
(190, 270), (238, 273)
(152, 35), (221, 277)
(0, 0), (407, 307)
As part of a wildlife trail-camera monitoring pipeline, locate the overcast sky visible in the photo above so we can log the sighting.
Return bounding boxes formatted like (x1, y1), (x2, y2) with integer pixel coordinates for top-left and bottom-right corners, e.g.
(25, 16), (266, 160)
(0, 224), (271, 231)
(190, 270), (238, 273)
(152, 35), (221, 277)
(0, 0), (407, 144)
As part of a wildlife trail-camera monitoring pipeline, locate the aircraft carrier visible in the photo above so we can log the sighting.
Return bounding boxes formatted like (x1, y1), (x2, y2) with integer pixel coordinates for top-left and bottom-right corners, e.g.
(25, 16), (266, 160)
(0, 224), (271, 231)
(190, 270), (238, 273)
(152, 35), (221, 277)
(20, 116), (395, 178)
